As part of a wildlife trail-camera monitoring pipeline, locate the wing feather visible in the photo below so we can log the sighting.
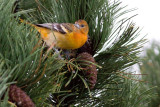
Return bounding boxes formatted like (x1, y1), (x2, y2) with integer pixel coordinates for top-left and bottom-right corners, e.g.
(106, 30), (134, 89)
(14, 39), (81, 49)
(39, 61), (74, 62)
(36, 23), (73, 34)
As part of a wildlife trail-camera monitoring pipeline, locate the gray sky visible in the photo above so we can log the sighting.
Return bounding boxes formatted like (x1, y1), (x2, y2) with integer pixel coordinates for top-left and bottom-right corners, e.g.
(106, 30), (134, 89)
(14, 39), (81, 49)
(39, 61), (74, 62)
(122, 0), (160, 72)
(123, 0), (160, 43)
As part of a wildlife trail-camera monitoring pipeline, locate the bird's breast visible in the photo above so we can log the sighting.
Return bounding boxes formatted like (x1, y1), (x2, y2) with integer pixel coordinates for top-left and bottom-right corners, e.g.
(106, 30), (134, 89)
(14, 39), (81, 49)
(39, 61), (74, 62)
(56, 32), (88, 49)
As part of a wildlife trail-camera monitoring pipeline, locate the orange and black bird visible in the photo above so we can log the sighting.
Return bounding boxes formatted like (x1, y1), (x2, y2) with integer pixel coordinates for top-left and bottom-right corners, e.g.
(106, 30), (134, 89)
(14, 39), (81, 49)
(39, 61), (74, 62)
(21, 19), (89, 58)
(21, 19), (89, 49)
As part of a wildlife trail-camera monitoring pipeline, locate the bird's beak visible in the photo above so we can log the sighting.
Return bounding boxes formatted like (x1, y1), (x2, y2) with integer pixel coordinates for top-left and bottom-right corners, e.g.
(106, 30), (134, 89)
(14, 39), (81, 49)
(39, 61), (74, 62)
(74, 24), (80, 29)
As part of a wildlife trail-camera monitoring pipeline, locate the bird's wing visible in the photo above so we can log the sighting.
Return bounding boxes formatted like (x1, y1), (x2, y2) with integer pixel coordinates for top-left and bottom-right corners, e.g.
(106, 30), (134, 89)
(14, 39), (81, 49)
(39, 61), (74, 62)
(36, 23), (73, 34)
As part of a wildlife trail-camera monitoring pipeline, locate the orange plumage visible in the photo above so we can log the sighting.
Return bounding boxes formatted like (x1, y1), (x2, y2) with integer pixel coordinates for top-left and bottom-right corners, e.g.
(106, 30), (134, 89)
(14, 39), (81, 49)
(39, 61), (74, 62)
(21, 19), (89, 50)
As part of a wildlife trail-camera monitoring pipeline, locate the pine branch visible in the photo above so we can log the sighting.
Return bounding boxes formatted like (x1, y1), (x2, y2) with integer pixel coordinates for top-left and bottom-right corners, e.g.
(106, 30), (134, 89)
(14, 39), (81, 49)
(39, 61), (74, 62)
(0, 60), (16, 107)
(0, 0), (65, 106)
(0, 0), (153, 106)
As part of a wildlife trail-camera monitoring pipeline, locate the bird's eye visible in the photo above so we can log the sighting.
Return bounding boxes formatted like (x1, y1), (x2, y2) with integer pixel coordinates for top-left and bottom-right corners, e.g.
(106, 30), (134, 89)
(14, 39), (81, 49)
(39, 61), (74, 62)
(80, 25), (84, 27)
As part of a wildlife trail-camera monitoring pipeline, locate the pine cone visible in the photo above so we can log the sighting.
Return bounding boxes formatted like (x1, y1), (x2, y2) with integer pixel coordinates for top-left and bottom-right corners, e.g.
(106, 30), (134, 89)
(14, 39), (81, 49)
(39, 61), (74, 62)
(9, 85), (35, 107)
(77, 52), (97, 89)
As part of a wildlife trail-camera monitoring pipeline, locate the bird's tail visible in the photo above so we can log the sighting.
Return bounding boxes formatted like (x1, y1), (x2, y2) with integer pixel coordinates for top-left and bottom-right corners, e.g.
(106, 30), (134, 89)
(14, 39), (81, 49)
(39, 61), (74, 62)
(20, 18), (38, 29)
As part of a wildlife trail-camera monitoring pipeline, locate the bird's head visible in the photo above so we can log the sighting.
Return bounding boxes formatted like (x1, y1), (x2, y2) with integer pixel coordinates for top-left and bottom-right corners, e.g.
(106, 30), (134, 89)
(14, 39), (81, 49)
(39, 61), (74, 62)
(74, 20), (89, 35)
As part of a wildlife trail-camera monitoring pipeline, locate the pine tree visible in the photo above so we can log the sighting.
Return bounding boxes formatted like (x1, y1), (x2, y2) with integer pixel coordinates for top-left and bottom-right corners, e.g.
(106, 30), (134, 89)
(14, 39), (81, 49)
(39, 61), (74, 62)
(139, 42), (160, 107)
(0, 0), (153, 106)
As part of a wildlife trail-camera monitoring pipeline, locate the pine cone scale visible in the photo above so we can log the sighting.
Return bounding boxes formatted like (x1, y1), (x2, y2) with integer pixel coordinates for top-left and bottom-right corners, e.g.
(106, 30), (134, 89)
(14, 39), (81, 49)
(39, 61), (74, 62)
(9, 85), (35, 107)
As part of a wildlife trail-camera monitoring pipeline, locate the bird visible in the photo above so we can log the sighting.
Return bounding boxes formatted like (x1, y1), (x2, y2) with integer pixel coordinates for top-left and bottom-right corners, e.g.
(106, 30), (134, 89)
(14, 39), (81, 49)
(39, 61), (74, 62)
(20, 19), (89, 58)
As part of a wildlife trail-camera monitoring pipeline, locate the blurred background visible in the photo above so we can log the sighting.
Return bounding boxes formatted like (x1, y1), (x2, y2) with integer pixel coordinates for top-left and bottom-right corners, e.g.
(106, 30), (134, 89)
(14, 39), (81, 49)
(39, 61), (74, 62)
(123, 1), (160, 106)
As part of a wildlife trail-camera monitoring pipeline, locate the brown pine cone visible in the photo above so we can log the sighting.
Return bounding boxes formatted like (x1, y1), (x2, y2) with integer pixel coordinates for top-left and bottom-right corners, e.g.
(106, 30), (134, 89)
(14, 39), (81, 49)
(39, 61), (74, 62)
(9, 85), (35, 107)
(77, 52), (97, 89)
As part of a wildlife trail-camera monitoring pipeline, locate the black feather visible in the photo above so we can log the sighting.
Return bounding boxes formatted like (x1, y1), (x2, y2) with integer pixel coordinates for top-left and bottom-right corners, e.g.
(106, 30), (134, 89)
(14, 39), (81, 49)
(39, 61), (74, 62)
(36, 23), (68, 34)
